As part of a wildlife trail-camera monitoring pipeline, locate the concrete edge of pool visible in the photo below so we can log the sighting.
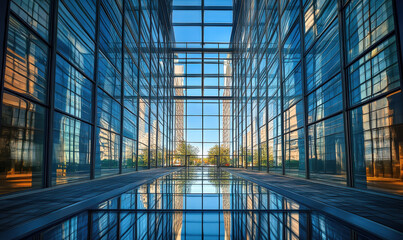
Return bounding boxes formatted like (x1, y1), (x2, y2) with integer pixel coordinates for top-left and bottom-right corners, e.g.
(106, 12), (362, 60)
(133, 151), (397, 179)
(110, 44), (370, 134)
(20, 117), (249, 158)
(0, 167), (183, 240)
(224, 168), (403, 240)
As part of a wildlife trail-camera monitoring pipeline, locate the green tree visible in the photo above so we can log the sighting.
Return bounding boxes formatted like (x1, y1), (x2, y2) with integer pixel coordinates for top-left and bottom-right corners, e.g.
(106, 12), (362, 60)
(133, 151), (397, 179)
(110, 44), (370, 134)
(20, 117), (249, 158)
(207, 144), (230, 166)
(175, 140), (199, 156)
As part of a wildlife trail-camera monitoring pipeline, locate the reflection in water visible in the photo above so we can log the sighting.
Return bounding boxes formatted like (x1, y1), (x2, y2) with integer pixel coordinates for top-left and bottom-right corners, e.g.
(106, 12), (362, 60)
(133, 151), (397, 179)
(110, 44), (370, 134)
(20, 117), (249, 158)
(30, 168), (376, 239)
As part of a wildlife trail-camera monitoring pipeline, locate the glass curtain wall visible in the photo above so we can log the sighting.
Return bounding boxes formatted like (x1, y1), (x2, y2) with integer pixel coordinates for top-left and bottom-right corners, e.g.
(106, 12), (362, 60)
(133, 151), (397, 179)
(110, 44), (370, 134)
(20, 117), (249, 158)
(232, 0), (403, 194)
(172, 0), (234, 167)
(0, 0), (174, 194)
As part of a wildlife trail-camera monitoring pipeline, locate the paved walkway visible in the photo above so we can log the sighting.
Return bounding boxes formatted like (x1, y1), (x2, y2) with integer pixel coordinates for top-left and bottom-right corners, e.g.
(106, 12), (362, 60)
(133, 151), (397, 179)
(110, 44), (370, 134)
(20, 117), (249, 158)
(225, 168), (403, 239)
(0, 167), (181, 239)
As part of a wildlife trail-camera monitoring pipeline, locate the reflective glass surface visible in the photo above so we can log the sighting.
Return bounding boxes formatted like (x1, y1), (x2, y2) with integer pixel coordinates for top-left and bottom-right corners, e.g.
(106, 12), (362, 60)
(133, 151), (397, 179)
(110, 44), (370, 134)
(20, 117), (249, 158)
(30, 168), (378, 239)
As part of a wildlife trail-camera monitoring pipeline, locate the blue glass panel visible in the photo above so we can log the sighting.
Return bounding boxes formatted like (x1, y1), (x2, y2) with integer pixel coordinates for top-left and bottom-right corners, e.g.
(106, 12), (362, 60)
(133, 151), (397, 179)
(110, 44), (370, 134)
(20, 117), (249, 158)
(309, 114), (346, 185)
(95, 128), (120, 177)
(55, 56), (93, 122)
(304, 0), (337, 49)
(285, 128), (305, 177)
(345, 0), (395, 62)
(349, 36), (400, 105)
(97, 88), (121, 134)
(306, 20), (340, 92)
(98, 52), (122, 102)
(307, 74), (343, 123)
(52, 112), (91, 185)
(122, 137), (137, 172)
(57, 2), (95, 78)
(0, 93), (45, 193)
(10, 0), (50, 40)
(351, 91), (403, 194)
(5, 17), (48, 103)
(282, 23), (301, 79)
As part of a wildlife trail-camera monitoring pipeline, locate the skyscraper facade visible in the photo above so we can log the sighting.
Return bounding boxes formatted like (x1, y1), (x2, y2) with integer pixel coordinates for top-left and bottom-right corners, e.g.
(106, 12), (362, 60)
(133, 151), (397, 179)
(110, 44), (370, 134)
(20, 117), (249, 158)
(232, 0), (403, 194)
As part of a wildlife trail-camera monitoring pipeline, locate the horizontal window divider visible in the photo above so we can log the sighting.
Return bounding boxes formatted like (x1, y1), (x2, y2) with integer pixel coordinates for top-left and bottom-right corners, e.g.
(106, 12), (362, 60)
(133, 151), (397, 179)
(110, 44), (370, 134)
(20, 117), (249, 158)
(305, 71), (341, 96)
(59, 0), (96, 41)
(303, 16), (339, 55)
(173, 6), (233, 11)
(53, 108), (94, 126)
(2, 88), (49, 108)
(344, 31), (396, 69)
(8, 11), (50, 46)
(306, 110), (344, 127)
(55, 52), (95, 81)
(348, 88), (402, 110)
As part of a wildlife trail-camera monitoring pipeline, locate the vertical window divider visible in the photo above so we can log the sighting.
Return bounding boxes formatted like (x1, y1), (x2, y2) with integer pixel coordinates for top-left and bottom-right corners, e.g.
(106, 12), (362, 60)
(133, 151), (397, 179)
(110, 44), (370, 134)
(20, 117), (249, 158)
(299, 0), (309, 179)
(0, 0), (10, 125)
(120, 0), (125, 174)
(45, 0), (60, 187)
(277, 0), (285, 176)
(91, 0), (101, 180)
(337, 0), (353, 187)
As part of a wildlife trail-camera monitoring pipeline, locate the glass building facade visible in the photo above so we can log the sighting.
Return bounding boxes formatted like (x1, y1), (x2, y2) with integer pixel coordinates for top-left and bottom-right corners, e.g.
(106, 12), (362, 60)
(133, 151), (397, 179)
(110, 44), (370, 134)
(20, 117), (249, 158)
(0, 0), (402, 197)
(232, 0), (403, 194)
(0, 0), (174, 194)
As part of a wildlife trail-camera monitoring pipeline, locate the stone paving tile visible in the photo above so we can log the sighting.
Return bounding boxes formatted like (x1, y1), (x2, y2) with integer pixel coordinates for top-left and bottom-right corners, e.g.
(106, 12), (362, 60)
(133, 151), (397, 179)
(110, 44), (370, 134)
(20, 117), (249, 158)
(0, 168), (179, 234)
(226, 168), (403, 232)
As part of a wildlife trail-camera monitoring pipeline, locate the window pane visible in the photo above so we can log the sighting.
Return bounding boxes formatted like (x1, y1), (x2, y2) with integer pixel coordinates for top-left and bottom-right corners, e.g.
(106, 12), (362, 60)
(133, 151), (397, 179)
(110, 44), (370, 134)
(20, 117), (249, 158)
(57, 2), (95, 78)
(95, 128), (120, 177)
(97, 89), (121, 134)
(282, 23), (301, 79)
(173, 10), (201, 23)
(345, 0), (394, 62)
(348, 36), (400, 105)
(10, 0), (50, 40)
(306, 20), (340, 92)
(204, 27), (232, 43)
(351, 92), (403, 194)
(122, 137), (137, 172)
(304, 0), (337, 50)
(285, 128), (305, 177)
(0, 93), (45, 194)
(309, 114), (346, 185)
(98, 52), (122, 101)
(174, 26), (201, 42)
(4, 17), (48, 103)
(55, 56), (93, 122)
(204, 11), (232, 23)
(307, 74), (343, 123)
(52, 113), (91, 185)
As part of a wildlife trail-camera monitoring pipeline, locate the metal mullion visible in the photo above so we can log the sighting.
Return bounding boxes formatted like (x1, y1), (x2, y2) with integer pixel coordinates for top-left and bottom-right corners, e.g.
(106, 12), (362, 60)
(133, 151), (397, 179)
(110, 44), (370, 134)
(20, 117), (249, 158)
(44, 0), (59, 188)
(392, 0), (403, 90)
(277, 0), (285, 176)
(8, 11), (51, 47)
(90, 0), (101, 179)
(343, 31), (396, 69)
(302, 16), (339, 56)
(0, 0), (10, 130)
(119, 0), (125, 175)
(55, 51), (95, 83)
(58, 0), (96, 41)
(337, 0), (353, 187)
(147, 1), (152, 170)
(99, 2), (124, 39)
(299, 0), (308, 179)
(1, 88), (49, 109)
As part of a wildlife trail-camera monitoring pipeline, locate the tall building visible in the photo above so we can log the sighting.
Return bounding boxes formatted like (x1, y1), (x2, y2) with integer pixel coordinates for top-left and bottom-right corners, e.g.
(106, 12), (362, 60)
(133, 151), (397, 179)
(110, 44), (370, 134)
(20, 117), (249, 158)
(0, 0), (403, 239)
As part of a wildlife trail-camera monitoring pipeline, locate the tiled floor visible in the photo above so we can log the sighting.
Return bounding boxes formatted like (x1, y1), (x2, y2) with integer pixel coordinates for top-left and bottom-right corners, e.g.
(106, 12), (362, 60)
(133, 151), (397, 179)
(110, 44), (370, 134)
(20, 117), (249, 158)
(0, 168), (180, 239)
(225, 168), (403, 235)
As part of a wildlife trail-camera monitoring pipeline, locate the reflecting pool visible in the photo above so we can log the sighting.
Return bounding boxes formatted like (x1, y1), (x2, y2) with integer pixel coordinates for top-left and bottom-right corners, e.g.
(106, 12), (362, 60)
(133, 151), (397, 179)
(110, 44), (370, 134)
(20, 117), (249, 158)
(28, 168), (377, 239)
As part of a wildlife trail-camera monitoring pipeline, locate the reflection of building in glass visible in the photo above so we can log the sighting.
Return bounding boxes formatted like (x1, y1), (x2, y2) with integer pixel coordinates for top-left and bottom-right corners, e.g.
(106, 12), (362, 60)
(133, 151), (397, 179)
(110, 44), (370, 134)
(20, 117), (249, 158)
(174, 58), (184, 153)
(222, 55), (232, 150)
